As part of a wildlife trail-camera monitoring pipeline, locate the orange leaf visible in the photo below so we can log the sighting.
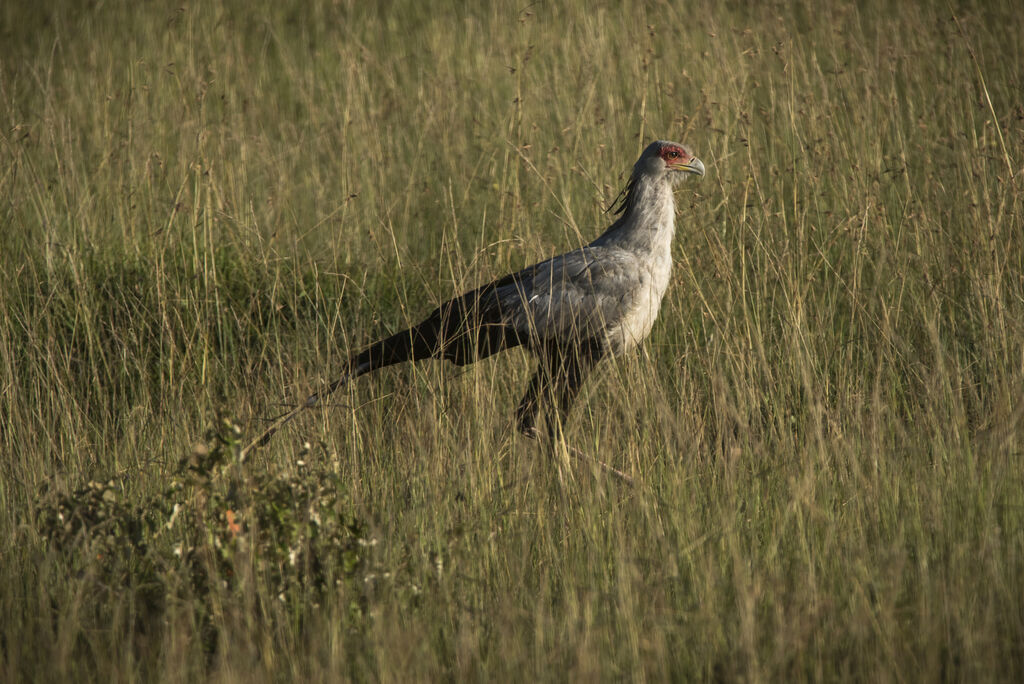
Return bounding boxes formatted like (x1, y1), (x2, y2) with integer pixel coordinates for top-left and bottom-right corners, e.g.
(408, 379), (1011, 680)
(225, 509), (242, 536)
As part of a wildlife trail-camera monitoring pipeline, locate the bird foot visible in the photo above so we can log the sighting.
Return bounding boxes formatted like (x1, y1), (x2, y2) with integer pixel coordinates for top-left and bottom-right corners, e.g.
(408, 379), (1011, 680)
(563, 445), (634, 486)
(518, 424), (633, 486)
(519, 425), (543, 441)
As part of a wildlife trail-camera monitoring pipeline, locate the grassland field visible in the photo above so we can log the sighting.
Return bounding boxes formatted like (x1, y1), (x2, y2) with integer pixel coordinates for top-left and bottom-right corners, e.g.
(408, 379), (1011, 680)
(1, 0), (1023, 680)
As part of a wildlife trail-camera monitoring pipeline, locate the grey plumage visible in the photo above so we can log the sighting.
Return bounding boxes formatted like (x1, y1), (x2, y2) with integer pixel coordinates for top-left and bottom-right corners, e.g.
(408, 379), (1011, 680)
(241, 140), (704, 456)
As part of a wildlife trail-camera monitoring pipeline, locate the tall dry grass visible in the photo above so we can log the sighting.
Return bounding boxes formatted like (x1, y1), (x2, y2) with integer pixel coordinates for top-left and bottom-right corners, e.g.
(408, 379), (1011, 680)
(1, 0), (1023, 680)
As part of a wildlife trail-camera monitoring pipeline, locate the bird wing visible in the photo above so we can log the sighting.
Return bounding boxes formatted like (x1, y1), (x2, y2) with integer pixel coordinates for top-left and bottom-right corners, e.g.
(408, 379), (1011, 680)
(487, 246), (646, 345)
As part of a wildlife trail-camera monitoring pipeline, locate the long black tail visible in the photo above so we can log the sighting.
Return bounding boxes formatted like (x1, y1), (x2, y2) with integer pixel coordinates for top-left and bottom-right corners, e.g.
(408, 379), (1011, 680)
(349, 290), (523, 374)
(239, 288), (523, 458)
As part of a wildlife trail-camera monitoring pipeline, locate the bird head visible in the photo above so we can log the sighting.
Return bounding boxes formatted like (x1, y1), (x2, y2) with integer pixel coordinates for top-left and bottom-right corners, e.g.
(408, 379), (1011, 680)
(636, 140), (705, 185)
(609, 139), (705, 215)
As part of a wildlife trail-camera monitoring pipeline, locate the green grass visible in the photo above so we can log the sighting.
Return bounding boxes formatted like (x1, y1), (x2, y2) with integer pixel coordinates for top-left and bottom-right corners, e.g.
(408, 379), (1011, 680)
(2, 0), (1023, 680)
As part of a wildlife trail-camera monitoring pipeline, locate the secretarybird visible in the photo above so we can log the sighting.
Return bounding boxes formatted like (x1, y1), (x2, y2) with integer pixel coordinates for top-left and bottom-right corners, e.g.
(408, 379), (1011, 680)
(241, 140), (704, 459)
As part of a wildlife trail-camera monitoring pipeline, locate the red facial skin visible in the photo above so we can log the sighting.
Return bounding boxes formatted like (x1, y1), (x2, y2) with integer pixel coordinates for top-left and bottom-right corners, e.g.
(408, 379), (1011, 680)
(657, 144), (692, 168)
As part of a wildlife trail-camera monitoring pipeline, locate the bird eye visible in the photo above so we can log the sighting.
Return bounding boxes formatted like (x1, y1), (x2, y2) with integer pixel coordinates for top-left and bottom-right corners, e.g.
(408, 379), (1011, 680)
(666, 149), (679, 159)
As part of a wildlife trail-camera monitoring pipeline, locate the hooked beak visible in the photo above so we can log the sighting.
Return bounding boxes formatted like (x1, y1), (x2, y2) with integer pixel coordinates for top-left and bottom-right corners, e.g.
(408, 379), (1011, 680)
(679, 156), (705, 177)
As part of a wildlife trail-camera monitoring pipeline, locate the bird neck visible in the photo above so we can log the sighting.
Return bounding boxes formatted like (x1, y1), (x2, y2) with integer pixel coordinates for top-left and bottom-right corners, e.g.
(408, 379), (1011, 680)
(593, 175), (676, 254)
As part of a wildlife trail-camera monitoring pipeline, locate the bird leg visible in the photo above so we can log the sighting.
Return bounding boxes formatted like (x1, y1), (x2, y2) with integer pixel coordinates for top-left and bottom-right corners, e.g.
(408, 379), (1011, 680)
(545, 349), (591, 441)
(514, 348), (632, 485)
(548, 356), (636, 486)
(516, 344), (595, 439)
(515, 366), (546, 438)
